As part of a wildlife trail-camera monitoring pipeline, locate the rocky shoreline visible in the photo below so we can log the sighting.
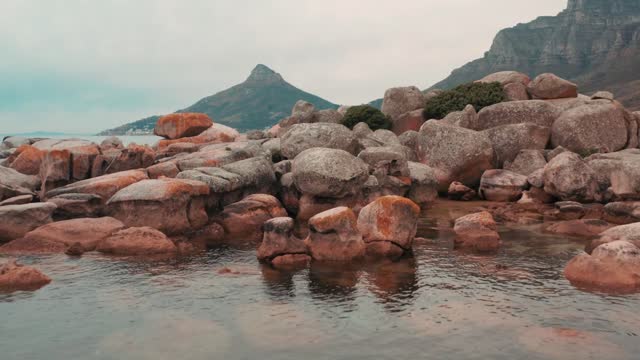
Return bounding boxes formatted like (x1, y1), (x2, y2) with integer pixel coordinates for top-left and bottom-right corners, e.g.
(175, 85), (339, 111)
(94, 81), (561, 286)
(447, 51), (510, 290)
(1, 71), (640, 293)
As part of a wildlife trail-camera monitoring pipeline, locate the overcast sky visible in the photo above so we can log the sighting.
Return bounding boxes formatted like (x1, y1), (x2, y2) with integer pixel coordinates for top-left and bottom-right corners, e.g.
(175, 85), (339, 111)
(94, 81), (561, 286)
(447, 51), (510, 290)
(0, 0), (566, 134)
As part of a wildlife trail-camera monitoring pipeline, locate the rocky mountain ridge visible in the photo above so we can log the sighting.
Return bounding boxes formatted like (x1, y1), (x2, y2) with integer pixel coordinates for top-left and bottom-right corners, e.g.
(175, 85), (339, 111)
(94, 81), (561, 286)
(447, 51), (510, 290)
(429, 0), (640, 110)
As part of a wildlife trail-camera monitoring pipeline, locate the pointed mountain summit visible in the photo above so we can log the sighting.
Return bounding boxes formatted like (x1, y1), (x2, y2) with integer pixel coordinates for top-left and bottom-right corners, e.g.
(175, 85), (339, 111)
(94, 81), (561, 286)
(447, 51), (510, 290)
(429, 0), (640, 110)
(99, 65), (337, 135)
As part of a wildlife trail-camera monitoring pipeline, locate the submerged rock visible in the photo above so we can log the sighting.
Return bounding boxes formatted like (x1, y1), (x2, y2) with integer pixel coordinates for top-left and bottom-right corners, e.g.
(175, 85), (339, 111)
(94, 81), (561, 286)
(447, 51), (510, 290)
(0, 217), (125, 254)
(0, 260), (51, 292)
(545, 219), (612, 238)
(97, 227), (177, 256)
(565, 240), (640, 292)
(453, 211), (501, 252)
(305, 207), (366, 261)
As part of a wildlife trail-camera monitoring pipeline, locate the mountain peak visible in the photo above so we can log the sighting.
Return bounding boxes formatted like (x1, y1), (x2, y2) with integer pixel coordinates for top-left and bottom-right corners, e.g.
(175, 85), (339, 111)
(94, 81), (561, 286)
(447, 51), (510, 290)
(246, 64), (284, 83)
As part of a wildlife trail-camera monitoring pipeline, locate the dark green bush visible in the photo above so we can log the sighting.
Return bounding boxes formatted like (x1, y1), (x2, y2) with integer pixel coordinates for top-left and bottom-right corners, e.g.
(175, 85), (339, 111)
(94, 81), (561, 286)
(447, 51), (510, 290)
(341, 105), (392, 131)
(423, 82), (505, 120)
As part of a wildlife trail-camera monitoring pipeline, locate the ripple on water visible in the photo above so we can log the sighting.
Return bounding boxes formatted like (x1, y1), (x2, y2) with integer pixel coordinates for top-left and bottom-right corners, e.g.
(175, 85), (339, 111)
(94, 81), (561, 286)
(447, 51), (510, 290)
(1, 212), (640, 360)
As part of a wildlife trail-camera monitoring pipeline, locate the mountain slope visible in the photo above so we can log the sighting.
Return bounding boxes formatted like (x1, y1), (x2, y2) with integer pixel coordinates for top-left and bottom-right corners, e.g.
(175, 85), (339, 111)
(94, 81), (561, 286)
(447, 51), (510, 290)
(99, 65), (338, 135)
(429, 0), (640, 110)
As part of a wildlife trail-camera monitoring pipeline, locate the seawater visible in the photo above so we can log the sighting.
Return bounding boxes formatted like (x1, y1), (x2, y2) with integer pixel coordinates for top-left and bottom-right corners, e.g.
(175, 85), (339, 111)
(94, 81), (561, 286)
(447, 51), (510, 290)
(1, 201), (639, 359)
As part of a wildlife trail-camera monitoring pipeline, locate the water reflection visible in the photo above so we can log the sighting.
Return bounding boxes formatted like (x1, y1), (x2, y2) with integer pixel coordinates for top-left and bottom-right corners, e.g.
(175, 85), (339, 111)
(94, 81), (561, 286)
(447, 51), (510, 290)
(364, 257), (418, 311)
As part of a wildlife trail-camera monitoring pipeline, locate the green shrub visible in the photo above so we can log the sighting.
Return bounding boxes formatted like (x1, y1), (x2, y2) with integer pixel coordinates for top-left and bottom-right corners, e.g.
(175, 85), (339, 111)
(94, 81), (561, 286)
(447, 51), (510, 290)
(341, 105), (392, 131)
(423, 82), (505, 120)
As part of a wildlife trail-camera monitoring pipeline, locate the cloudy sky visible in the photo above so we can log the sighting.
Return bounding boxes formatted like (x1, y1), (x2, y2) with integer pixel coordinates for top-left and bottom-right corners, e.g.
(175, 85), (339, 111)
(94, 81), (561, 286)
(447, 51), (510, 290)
(0, 0), (566, 134)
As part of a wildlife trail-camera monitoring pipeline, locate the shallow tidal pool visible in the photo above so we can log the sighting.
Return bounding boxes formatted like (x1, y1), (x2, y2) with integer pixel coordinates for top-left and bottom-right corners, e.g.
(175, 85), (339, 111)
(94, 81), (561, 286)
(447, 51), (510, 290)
(1, 202), (639, 360)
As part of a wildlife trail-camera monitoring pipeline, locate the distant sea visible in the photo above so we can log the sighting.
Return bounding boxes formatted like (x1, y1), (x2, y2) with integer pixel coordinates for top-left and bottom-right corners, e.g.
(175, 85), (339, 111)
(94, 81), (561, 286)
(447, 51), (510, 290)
(0, 133), (162, 146)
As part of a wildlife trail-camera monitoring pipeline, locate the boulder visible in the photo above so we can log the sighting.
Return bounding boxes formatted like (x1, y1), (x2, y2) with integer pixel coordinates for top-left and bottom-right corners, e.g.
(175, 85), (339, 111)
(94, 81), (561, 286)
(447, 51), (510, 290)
(100, 136), (124, 150)
(47, 193), (103, 220)
(6, 145), (44, 175)
(406, 162), (439, 205)
(357, 196), (420, 259)
(527, 168), (545, 188)
(545, 219), (612, 238)
(2, 136), (31, 149)
(0, 202), (57, 242)
(503, 82), (530, 101)
(39, 149), (71, 191)
(0, 166), (39, 201)
(45, 169), (149, 203)
(177, 157), (276, 209)
(154, 113), (213, 139)
(295, 193), (359, 223)
(291, 100), (316, 123)
(479, 170), (529, 202)
(281, 123), (358, 158)
(0, 260), (51, 291)
(171, 142), (261, 171)
(313, 109), (343, 124)
(587, 223), (640, 254)
(416, 121), (494, 191)
(439, 104), (477, 128)
(91, 144), (155, 177)
(448, 181), (476, 201)
(554, 201), (587, 220)
(147, 161), (180, 179)
(505, 150), (547, 176)
(156, 123), (239, 150)
(586, 150), (640, 200)
(527, 73), (578, 99)
(220, 194), (287, 242)
(371, 129), (401, 146)
(97, 227), (177, 256)
(392, 109), (425, 135)
(453, 211), (501, 252)
(106, 178), (209, 235)
(591, 91), (614, 101)
(0, 217), (125, 254)
(564, 240), (640, 292)
(0, 195), (33, 206)
(551, 103), (628, 154)
(292, 148), (369, 198)
(543, 152), (600, 202)
(358, 146), (409, 176)
(353, 122), (374, 138)
(476, 71), (531, 86)
(305, 207), (366, 261)
(475, 100), (560, 131)
(256, 217), (309, 268)
(398, 131), (419, 158)
(381, 86), (425, 120)
(483, 123), (550, 167)
(603, 202), (640, 224)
